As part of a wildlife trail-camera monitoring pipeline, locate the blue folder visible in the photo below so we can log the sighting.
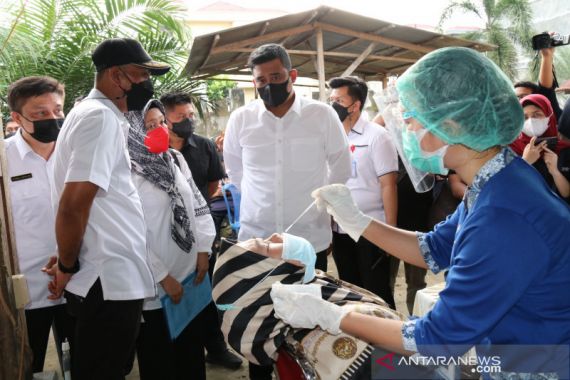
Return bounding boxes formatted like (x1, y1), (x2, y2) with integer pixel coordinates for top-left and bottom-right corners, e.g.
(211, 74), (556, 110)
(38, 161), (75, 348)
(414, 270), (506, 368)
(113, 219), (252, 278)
(160, 272), (212, 340)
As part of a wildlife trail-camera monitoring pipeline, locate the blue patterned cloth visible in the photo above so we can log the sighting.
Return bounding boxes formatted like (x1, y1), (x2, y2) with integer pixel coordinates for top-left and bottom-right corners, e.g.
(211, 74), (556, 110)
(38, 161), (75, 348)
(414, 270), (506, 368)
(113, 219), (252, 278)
(415, 147), (517, 274)
(401, 147), (569, 356)
(399, 147), (570, 375)
(402, 318), (419, 351)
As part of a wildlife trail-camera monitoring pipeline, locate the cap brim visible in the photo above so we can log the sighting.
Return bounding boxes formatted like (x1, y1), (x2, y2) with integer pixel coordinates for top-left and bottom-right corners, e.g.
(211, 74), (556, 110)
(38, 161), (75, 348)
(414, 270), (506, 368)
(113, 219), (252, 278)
(134, 61), (170, 76)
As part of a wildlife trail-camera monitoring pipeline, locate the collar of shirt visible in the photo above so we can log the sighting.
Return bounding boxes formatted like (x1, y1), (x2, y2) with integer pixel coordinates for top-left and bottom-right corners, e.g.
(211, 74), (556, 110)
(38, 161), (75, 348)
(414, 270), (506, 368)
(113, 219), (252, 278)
(13, 129), (35, 161)
(256, 92), (302, 120)
(183, 134), (198, 148)
(464, 147), (517, 210)
(86, 88), (125, 120)
(349, 114), (366, 136)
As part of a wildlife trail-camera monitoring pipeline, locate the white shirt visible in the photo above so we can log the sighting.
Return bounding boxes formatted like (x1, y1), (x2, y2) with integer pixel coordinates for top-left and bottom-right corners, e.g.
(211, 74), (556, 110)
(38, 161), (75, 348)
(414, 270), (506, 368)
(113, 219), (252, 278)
(133, 150), (216, 310)
(223, 95), (351, 252)
(51, 89), (155, 300)
(5, 131), (61, 309)
(342, 115), (398, 225)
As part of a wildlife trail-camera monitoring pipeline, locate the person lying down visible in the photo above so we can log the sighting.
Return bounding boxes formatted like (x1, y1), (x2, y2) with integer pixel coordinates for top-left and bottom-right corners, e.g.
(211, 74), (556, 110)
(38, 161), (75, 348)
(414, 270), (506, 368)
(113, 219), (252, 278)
(212, 233), (407, 380)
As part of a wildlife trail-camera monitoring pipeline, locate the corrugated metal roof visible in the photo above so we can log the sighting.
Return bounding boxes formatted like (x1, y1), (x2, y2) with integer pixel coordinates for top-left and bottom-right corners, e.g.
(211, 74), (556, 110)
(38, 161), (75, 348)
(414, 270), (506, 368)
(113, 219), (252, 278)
(184, 5), (496, 81)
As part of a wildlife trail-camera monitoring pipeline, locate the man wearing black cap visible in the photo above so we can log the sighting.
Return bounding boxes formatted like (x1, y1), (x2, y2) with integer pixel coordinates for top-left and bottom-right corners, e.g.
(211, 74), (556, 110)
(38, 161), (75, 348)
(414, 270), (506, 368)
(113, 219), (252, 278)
(49, 38), (169, 379)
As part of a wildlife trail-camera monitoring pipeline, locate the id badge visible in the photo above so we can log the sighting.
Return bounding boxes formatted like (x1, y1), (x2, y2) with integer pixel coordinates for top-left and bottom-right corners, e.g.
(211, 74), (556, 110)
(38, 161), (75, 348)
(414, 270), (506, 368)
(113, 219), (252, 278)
(351, 159), (358, 178)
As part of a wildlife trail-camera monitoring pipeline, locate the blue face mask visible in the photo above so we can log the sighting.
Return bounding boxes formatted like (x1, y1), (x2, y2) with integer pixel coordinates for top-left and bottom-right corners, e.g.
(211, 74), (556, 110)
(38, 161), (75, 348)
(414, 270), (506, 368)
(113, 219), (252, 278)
(402, 127), (449, 175)
(282, 233), (316, 283)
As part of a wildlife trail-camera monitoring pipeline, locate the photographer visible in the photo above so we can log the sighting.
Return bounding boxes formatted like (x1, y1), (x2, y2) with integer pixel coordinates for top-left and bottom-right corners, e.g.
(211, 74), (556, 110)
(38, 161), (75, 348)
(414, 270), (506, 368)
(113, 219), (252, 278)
(514, 32), (564, 119)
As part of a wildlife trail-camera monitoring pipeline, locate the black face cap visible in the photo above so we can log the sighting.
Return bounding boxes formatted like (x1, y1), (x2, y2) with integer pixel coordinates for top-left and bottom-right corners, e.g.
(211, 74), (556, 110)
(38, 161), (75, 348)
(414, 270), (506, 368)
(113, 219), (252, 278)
(92, 38), (170, 76)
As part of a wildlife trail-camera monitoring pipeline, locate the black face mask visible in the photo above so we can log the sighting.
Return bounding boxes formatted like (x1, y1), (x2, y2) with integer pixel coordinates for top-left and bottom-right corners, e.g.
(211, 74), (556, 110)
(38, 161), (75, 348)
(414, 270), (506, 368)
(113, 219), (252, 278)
(124, 79), (154, 112)
(118, 69), (155, 112)
(171, 118), (194, 139)
(257, 79), (291, 107)
(332, 102), (354, 122)
(20, 116), (64, 143)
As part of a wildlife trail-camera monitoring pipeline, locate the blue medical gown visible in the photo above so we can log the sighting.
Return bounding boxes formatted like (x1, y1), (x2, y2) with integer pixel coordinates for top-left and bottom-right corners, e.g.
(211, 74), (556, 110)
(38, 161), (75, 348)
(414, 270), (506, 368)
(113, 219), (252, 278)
(415, 157), (570, 368)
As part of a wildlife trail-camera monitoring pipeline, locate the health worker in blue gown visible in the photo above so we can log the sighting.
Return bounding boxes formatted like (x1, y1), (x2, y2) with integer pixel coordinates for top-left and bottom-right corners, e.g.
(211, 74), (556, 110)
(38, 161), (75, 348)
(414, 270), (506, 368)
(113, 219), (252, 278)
(270, 47), (570, 377)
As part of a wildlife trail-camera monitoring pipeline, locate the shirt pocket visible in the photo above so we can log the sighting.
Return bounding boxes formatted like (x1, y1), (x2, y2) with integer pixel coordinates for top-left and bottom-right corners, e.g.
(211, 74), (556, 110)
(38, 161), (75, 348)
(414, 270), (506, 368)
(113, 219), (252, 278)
(9, 176), (49, 223)
(289, 137), (324, 172)
(10, 175), (44, 202)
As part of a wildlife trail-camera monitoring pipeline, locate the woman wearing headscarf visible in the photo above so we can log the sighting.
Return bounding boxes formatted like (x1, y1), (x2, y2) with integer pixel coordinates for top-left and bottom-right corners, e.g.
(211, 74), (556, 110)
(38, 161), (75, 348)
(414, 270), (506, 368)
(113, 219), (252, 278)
(127, 100), (216, 380)
(270, 47), (570, 377)
(510, 93), (570, 200)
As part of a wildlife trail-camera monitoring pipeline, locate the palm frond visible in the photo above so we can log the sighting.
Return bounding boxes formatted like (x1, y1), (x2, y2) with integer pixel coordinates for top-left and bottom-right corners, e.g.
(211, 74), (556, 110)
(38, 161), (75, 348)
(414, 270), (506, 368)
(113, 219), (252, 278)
(486, 26), (518, 79)
(495, 0), (534, 51)
(155, 73), (211, 120)
(554, 48), (570, 85)
(481, 0), (496, 24)
(0, 0), (198, 114)
(438, 0), (482, 31)
(438, 0), (535, 80)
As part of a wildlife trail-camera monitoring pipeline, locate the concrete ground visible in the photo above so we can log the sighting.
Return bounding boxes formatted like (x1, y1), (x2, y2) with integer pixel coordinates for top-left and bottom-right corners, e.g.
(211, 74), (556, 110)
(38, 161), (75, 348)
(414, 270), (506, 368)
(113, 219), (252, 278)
(42, 256), (444, 379)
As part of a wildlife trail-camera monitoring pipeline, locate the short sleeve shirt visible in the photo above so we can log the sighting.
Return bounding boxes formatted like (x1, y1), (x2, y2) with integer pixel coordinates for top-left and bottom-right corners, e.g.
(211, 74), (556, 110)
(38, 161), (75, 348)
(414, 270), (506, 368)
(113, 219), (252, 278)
(344, 115), (398, 222)
(51, 89), (155, 300)
(6, 131), (61, 309)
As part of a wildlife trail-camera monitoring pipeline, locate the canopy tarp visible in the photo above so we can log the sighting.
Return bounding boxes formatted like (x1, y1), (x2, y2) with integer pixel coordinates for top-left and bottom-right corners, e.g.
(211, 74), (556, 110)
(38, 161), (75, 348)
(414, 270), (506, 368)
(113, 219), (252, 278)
(184, 5), (496, 100)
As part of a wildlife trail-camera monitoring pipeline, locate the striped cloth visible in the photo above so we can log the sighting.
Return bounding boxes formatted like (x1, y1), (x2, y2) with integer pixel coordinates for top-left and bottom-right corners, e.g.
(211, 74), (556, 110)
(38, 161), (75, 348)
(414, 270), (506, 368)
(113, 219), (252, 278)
(212, 240), (406, 378)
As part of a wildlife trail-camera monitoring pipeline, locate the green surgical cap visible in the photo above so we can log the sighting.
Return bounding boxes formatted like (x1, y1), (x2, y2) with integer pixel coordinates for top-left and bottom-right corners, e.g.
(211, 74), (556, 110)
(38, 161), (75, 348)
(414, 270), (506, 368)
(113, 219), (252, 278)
(396, 47), (523, 151)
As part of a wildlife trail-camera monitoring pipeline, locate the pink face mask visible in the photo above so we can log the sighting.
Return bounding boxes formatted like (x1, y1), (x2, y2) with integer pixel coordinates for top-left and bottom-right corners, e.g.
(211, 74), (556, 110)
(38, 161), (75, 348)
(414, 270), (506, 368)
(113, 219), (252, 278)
(144, 126), (169, 154)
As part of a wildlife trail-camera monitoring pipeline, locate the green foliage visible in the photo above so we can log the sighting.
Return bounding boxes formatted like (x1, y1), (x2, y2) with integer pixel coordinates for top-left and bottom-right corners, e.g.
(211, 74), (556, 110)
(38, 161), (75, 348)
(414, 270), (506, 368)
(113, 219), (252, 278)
(554, 48), (570, 85)
(206, 79), (237, 102)
(0, 0), (208, 115)
(438, 0), (534, 79)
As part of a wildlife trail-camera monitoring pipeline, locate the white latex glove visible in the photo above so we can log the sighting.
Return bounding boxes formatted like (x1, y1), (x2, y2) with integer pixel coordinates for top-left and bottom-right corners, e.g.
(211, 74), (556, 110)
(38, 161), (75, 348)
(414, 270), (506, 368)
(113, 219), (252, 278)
(311, 184), (372, 241)
(271, 282), (350, 335)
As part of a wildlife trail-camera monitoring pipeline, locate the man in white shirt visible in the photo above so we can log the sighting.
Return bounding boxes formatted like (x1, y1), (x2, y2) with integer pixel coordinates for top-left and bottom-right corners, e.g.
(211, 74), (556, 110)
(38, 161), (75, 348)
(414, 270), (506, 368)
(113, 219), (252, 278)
(6, 76), (74, 373)
(224, 43), (351, 271)
(223, 44), (351, 379)
(48, 38), (169, 379)
(328, 76), (398, 308)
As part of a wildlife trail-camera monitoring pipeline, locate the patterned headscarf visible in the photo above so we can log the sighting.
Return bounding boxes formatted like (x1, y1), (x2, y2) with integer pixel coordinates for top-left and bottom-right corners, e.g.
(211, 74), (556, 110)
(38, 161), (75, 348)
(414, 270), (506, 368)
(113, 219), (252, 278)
(126, 99), (195, 253)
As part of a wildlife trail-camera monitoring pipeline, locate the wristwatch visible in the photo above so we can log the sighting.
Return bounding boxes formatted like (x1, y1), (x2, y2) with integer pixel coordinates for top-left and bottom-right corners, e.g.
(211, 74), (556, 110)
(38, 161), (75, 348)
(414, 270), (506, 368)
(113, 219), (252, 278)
(58, 259), (80, 274)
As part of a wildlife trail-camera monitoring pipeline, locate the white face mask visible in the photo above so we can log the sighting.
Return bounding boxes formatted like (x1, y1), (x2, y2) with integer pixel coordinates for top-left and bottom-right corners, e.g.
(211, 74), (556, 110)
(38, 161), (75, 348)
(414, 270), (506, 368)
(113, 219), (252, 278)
(522, 117), (550, 137)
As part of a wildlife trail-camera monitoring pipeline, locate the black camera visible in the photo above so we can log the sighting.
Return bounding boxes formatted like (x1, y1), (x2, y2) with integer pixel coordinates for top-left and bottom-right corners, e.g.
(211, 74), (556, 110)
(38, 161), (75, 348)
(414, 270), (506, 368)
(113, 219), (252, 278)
(532, 32), (570, 50)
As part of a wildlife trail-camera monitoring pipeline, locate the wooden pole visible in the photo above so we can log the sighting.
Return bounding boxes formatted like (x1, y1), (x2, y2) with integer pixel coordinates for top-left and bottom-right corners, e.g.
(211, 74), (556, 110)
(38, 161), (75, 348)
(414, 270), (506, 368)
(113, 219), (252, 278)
(315, 27), (326, 102)
(0, 120), (32, 380)
(341, 42), (376, 77)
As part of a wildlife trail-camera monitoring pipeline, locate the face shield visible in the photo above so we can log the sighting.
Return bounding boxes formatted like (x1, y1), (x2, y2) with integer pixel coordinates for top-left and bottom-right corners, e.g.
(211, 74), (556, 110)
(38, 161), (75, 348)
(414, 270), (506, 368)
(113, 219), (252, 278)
(374, 85), (435, 193)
